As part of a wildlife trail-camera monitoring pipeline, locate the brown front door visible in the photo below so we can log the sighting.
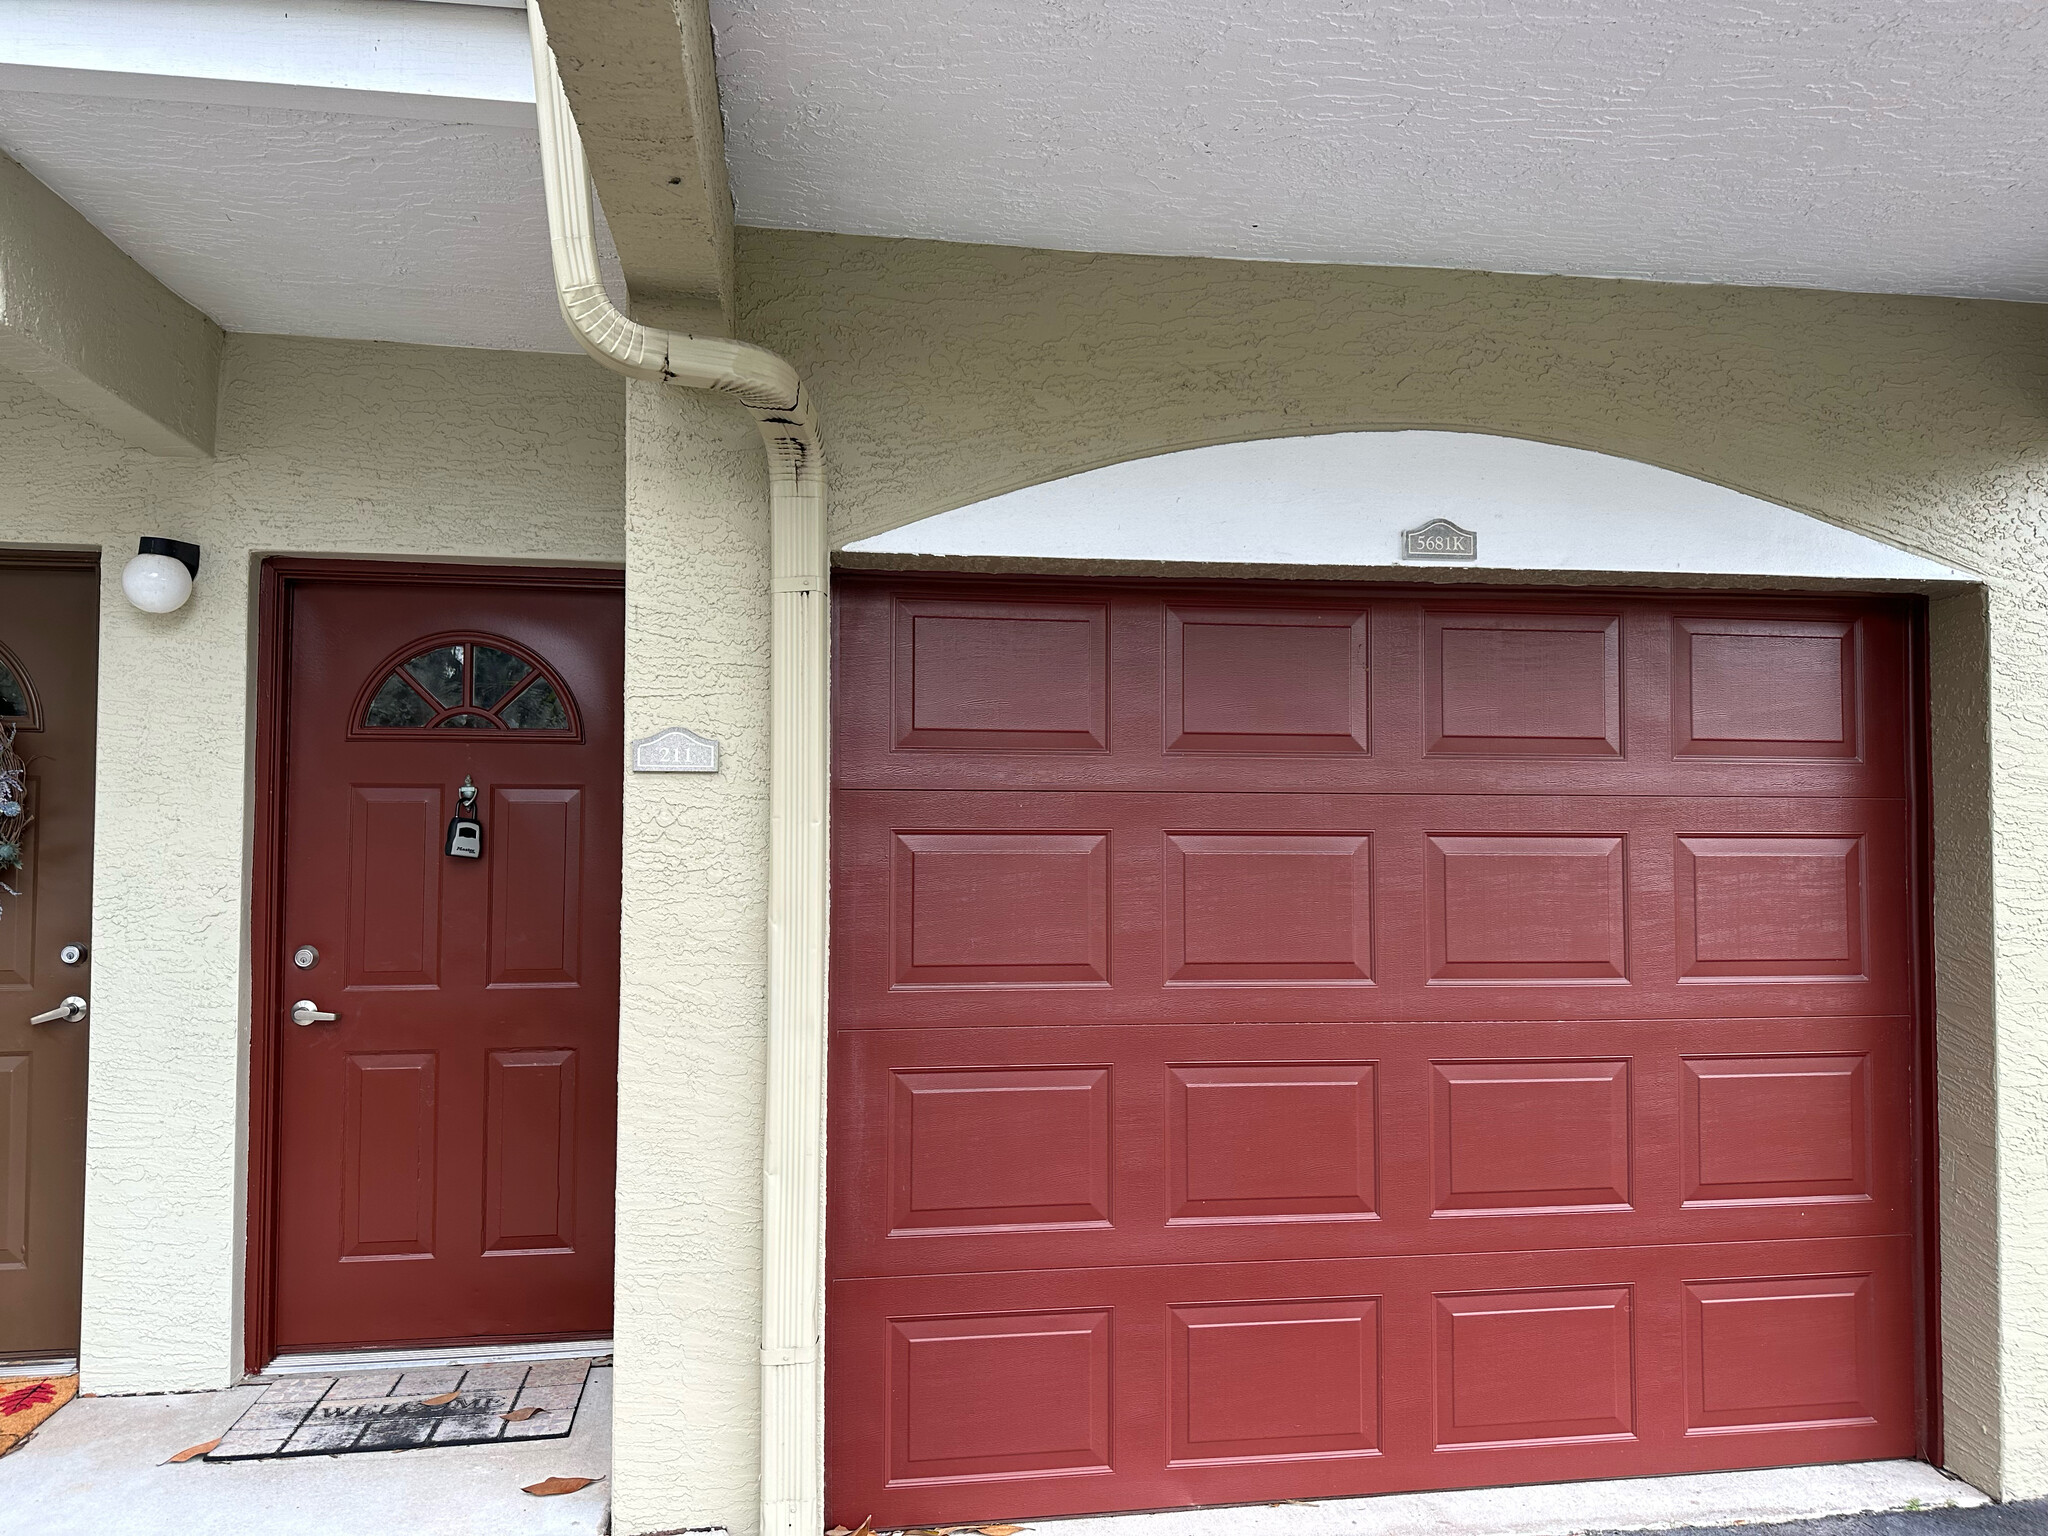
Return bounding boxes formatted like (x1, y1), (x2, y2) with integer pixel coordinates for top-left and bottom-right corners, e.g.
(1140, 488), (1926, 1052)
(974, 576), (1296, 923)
(268, 567), (622, 1353)
(0, 558), (97, 1359)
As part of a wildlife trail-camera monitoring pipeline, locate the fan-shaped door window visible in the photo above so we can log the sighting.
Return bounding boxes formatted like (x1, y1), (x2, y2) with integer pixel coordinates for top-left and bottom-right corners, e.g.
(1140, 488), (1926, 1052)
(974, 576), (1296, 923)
(0, 641), (38, 730)
(357, 635), (578, 736)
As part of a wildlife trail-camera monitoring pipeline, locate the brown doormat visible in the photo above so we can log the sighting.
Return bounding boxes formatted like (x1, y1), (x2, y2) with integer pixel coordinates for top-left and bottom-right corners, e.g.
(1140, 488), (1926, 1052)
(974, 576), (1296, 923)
(0, 1374), (78, 1457)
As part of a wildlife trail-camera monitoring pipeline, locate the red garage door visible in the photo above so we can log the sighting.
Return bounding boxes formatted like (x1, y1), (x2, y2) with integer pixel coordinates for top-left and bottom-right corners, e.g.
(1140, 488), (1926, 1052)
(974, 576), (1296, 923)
(827, 577), (1925, 1528)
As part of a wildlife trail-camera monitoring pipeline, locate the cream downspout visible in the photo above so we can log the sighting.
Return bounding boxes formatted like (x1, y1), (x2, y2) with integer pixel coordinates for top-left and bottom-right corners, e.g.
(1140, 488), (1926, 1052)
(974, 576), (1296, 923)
(526, 9), (828, 1536)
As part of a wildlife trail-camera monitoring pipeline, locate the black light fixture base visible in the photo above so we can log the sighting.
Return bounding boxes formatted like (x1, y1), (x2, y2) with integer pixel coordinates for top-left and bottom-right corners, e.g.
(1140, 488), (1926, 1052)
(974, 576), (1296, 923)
(138, 537), (202, 578)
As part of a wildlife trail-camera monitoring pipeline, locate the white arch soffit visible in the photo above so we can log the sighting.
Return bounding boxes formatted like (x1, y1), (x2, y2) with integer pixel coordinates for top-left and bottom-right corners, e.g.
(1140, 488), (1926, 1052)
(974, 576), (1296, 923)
(844, 431), (1970, 584)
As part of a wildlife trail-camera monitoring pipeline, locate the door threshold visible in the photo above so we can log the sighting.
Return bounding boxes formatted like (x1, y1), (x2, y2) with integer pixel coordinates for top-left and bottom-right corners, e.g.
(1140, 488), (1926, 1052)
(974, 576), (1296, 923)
(255, 1337), (612, 1378)
(0, 1354), (78, 1377)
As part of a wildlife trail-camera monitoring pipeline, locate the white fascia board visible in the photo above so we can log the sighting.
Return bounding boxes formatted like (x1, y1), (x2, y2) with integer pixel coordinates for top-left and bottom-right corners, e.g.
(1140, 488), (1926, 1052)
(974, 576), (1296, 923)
(0, 0), (533, 127)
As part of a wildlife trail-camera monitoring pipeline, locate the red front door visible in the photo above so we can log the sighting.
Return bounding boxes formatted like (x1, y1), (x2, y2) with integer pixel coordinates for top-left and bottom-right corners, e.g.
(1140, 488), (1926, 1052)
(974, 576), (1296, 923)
(826, 576), (1924, 1526)
(268, 568), (622, 1354)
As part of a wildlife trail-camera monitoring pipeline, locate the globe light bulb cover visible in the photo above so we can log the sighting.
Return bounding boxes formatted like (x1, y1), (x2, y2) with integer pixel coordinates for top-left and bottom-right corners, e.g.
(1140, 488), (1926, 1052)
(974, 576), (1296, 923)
(121, 537), (201, 614)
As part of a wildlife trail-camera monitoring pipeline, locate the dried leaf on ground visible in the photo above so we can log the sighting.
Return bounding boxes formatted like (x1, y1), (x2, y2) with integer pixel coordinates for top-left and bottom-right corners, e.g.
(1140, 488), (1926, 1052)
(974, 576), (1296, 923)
(419, 1391), (462, 1406)
(978, 1526), (1026, 1534)
(523, 1475), (602, 1497)
(166, 1438), (222, 1464)
(501, 1406), (541, 1422)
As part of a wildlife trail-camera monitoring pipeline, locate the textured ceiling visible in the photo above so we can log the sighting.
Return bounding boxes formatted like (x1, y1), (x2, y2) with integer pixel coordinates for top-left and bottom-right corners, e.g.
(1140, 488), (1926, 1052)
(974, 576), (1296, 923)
(0, 0), (620, 353)
(3, 0), (2041, 359)
(0, 91), (602, 352)
(712, 0), (2048, 300)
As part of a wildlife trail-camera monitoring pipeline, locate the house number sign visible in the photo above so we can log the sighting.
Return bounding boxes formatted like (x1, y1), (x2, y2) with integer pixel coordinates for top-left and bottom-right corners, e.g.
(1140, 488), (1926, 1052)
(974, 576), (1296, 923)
(1401, 518), (1479, 560)
(632, 726), (720, 773)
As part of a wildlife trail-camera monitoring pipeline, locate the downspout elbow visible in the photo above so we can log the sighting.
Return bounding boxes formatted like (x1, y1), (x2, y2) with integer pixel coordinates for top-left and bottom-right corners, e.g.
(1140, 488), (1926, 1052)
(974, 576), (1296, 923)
(527, 2), (816, 428)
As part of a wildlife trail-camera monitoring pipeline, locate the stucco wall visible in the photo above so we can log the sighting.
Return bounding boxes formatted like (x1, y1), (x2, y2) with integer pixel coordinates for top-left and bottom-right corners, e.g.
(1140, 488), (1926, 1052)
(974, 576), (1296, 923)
(0, 333), (623, 1393)
(603, 227), (2048, 1526)
(612, 377), (772, 1536)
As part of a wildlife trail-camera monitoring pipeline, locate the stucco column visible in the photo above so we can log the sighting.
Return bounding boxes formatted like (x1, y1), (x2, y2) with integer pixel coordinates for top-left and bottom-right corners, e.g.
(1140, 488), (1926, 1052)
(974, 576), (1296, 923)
(1978, 566), (2048, 1498)
(77, 511), (247, 1394)
(614, 377), (773, 1535)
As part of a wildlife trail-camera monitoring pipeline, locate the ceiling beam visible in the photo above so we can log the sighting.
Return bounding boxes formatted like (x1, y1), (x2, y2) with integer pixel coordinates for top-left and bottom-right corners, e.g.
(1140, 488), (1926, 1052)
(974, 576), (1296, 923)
(0, 150), (222, 458)
(534, 0), (733, 334)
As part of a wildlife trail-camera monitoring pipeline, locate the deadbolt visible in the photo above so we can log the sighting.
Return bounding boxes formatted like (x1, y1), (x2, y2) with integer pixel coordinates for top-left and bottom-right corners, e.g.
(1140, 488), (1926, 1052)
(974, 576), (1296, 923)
(58, 943), (86, 966)
(292, 945), (319, 970)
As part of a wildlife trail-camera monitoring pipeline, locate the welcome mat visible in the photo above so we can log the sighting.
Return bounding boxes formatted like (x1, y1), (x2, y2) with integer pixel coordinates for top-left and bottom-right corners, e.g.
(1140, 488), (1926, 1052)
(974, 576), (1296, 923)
(208, 1357), (592, 1460)
(0, 1373), (78, 1457)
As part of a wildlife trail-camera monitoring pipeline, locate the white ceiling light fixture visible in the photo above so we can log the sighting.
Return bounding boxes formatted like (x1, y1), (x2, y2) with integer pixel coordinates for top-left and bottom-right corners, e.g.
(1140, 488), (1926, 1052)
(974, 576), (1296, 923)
(121, 536), (201, 614)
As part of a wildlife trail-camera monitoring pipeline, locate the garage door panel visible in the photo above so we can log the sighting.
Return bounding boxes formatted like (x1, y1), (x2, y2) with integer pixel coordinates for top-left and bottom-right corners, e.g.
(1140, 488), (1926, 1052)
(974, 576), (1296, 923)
(835, 791), (1910, 1025)
(1425, 835), (1630, 982)
(890, 831), (1112, 988)
(1164, 833), (1374, 983)
(834, 584), (1909, 801)
(825, 1237), (1916, 1528)
(1433, 1284), (1636, 1447)
(1676, 835), (1867, 981)
(1673, 617), (1863, 761)
(1430, 1060), (1632, 1214)
(829, 1019), (1912, 1280)
(1168, 1061), (1379, 1223)
(888, 594), (1110, 752)
(1682, 1053), (1883, 1207)
(884, 1308), (1117, 1484)
(1165, 604), (1371, 754)
(1168, 1296), (1382, 1463)
(1682, 1273), (1884, 1434)
(1423, 609), (1622, 757)
(887, 1066), (1114, 1235)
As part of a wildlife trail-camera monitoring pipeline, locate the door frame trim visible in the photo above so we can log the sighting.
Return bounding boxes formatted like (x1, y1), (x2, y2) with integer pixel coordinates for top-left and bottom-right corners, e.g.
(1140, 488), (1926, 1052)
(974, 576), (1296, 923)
(1908, 599), (1944, 1466)
(243, 556), (625, 1376)
(0, 548), (100, 571)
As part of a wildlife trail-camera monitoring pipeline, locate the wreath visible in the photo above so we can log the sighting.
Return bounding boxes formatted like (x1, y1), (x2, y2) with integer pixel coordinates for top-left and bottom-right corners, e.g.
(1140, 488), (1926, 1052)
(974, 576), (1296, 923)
(0, 723), (29, 902)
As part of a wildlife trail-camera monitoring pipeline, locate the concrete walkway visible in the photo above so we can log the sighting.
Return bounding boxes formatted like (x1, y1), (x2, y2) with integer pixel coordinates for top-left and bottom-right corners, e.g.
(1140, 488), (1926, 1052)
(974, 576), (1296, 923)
(0, 1364), (610, 1535)
(1037, 1462), (1987, 1536)
(1597, 1504), (2048, 1536)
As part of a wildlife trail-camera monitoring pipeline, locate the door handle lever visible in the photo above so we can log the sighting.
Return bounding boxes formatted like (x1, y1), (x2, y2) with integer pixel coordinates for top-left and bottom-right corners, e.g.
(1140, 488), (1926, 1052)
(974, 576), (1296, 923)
(290, 999), (339, 1027)
(29, 995), (87, 1025)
